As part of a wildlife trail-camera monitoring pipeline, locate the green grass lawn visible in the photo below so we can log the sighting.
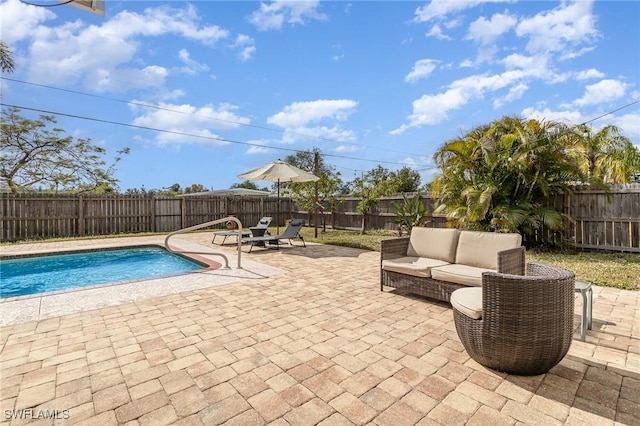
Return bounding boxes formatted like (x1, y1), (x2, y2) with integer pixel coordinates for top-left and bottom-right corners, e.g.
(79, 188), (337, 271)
(298, 227), (640, 291)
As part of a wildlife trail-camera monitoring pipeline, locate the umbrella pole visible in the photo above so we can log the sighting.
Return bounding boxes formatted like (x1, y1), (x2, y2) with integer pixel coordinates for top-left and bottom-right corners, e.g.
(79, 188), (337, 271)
(277, 178), (280, 234)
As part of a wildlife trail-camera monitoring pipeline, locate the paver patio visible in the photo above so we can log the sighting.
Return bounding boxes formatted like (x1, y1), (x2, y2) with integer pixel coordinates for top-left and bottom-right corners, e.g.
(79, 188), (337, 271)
(1, 233), (639, 425)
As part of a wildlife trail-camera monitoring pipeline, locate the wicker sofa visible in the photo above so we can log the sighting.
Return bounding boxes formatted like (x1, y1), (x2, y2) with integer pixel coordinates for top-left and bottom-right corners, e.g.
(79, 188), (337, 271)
(380, 227), (525, 302)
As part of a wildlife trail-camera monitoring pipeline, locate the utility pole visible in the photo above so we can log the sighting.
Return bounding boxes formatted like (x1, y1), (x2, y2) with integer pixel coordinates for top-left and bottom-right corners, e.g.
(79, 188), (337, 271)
(314, 151), (319, 238)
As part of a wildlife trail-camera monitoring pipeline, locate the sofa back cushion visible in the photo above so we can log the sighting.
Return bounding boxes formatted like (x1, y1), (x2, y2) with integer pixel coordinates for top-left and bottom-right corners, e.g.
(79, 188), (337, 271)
(407, 227), (460, 263)
(455, 231), (522, 270)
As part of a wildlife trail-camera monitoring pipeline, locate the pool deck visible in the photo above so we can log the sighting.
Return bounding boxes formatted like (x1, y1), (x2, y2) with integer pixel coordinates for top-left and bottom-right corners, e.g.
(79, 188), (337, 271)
(0, 234), (639, 425)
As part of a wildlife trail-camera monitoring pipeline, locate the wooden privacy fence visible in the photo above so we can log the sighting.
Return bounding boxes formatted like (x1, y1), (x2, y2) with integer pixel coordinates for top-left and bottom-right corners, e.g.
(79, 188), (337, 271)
(2, 184), (639, 252)
(567, 184), (640, 252)
(1, 194), (293, 242)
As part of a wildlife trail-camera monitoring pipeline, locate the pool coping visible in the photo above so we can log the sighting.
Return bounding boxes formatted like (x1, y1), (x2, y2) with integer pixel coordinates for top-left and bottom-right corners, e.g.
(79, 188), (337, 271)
(0, 236), (286, 326)
(0, 244), (222, 302)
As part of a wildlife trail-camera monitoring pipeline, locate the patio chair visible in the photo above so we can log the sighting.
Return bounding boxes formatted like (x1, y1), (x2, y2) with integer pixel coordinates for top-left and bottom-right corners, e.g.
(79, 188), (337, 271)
(451, 262), (575, 376)
(242, 219), (306, 252)
(212, 216), (271, 245)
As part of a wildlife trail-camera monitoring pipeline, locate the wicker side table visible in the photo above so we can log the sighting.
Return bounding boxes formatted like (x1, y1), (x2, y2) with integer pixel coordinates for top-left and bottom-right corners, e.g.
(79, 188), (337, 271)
(575, 280), (593, 341)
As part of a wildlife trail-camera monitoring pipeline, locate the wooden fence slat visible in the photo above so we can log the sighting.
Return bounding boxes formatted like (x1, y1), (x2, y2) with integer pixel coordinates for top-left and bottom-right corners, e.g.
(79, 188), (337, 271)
(2, 184), (640, 251)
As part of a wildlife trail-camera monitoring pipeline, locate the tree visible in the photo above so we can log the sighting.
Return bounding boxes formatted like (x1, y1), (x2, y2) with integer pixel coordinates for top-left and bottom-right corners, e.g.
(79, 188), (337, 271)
(159, 183), (182, 195)
(184, 183), (207, 194)
(231, 180), (268, 191)
(285, 148), (344, 227)
(568, 124), (640, 184)
(390, 192), (427, 236)
(388, 166), (421, 193)
(1, 107), (128, 193)
(351, 165), (396, 234)
(0, 40), (14, 73)
(431, 116), (582, 244)
(124, 186), (157, 196)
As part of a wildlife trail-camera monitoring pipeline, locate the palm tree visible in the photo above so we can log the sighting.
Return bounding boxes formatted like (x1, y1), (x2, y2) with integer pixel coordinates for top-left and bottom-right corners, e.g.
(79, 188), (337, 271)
(569, 124), (640, 184)
(0, 40), (14, 73)
(432, 116), (581, 242)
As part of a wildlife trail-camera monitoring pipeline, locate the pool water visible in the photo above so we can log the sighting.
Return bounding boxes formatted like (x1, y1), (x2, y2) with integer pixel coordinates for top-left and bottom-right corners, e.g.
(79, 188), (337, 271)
(0, 246), (205, 298)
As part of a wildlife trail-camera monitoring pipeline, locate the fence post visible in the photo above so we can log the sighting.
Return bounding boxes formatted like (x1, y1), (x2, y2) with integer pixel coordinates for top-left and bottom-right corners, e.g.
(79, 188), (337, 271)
(78, 195), (84, 236)
(151, 196), (156, 233)
(181, 197), (187, 229)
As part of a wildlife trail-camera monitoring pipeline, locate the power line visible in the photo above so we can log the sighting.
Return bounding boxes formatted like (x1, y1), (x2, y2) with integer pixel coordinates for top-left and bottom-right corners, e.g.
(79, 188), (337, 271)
(1, 76), (432, 158)
(3, 103), (427, 168)
(580, 99), (640, 126)
(1, 77), (366, 149)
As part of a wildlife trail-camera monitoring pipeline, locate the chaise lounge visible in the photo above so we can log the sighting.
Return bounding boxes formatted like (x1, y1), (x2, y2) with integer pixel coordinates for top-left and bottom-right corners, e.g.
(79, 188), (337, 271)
(212, 216), (271, 245)
(242, 219), (306, 253)
(380, 227), (525, 302)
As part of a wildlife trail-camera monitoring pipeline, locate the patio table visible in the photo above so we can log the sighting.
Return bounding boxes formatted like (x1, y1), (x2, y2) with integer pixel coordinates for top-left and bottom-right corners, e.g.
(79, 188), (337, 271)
(575, 280), (593, 341)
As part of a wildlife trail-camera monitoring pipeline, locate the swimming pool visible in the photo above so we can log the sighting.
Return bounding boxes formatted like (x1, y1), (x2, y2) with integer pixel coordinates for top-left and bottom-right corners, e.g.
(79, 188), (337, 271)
(1, 246), (207, 298)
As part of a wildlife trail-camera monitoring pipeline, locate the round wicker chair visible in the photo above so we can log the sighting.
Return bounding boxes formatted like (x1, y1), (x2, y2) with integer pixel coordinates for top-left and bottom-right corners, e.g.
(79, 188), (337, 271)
(452, 262), (575, 376)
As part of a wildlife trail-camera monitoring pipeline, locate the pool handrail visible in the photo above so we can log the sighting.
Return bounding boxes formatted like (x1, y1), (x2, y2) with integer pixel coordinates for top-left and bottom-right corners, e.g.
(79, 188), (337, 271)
(164, 216), (243, 269)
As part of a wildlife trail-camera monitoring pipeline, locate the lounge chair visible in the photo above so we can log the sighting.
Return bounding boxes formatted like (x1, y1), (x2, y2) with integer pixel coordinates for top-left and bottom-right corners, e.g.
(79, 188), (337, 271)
(212, 216), (272, 245)
(451, 262), (575, 375)
(242, 219), (306, 252)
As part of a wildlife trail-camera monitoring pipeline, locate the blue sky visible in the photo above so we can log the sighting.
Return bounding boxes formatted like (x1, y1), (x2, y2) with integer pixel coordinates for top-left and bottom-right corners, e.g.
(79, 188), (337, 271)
(2, 0), (639, 192)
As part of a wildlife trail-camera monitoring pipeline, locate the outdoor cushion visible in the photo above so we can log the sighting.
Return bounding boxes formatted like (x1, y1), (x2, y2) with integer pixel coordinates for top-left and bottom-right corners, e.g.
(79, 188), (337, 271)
(382, 257), (450, 278)
(450, 287), (483, 320)
(455, 231), (522, 270)
(407, 227), (460, 263)
(430, 264), (492, 287)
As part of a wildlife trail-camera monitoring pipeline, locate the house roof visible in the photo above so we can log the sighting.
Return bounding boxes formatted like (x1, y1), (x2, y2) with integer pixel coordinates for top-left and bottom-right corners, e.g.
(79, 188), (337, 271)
(179, 188), (273, 197)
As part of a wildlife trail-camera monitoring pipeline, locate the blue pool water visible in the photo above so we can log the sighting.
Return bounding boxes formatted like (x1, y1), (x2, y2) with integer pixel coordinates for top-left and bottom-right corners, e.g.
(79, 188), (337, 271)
(1, 247), (205, 298)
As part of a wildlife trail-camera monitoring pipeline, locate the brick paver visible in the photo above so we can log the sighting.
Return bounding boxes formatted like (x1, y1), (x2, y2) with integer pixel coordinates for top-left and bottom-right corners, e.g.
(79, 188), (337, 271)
(1, 234), (639, 425)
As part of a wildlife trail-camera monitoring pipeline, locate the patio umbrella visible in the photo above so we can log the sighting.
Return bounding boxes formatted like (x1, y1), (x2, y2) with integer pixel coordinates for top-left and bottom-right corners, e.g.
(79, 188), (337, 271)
(237, 160), (319, 233)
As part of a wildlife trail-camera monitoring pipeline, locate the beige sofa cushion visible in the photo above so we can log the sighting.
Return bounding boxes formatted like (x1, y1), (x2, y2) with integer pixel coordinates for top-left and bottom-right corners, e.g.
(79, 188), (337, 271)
(407, 227), (460, 263)
(430, 264), (492, 287)
(455, 231), (522, 270)
(451, 287), (483, 319)
(382, 257), (450, 278)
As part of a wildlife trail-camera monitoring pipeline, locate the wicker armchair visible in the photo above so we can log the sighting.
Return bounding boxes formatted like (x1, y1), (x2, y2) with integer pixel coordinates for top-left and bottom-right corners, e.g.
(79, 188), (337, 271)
(452, 262), (575, 376)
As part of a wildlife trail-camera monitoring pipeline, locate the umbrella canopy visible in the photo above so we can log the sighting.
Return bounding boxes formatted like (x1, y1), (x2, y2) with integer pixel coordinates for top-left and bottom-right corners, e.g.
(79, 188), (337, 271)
(238, 160), (319, 233)
(237, 160), (319, 183)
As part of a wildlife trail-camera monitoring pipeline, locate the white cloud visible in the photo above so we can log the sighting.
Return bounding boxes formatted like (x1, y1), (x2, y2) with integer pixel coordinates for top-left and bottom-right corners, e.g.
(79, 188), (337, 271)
(466, 12), (517, 45)
(392, 67), (545, 133)
(11, 3), (229, 91)
(177, 49), (210, 75)
(232, 34), (256, 62)
(281, 126), (356, 145)
(521, 106), (585, 127)
(493, 83), (528, 108)
(573, 79), (627, 106)
(575, 68), (604, 81)
(516, 0), (598, 55)
(414, 0), (512, 23)
(521, 106), (640, 145)
(425, 24), (452, 40)
(267, 99), (358, 144)
(248, 0), (327, 31)
(613, 113), (640, 142)
(268, 99), (357, 128)
(0, 0), (53, 44)
(85, 66), (169, 93)
(405, 59), (439, 83)
(246, 140), (273, 154)
(335, 144), (359, 153)
(132, 102), (251, 145)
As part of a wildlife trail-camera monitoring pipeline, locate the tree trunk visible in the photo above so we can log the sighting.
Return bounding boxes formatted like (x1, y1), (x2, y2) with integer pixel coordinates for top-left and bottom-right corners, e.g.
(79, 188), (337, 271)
(360, 212), (367, 235)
